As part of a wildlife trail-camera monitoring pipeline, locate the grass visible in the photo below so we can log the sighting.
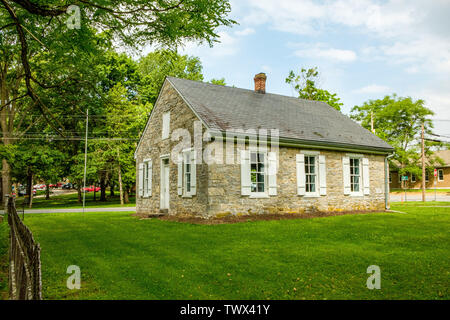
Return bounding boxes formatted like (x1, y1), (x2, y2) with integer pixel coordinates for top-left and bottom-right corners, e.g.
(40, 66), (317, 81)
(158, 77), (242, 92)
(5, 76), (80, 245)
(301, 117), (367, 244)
(390, 188), (450, 193)
(23, 202), (450, 300)
(0, 218), (8, 300)
(14, 191), (135, 209)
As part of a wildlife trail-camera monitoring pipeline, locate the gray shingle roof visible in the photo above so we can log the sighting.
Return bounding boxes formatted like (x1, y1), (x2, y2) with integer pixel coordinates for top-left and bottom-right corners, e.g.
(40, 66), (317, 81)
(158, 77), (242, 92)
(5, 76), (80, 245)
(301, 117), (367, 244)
(167, 77), (393, 152)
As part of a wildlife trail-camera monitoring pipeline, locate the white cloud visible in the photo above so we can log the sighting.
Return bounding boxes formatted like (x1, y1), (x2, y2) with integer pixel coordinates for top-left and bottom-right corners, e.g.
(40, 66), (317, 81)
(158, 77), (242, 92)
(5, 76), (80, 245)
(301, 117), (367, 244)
(235, 28), (255, 36)
(181, 31), (239, 59)
(242, 0), (450, 76)
(293, 43), (357, 62)
(244, 0), (418, 37)
(353, 84), (391, 94)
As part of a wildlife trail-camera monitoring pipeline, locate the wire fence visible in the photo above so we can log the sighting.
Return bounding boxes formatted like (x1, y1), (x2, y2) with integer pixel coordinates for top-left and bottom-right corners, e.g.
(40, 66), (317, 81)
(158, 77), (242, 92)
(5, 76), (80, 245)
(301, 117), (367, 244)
(6, 197), (42, 300)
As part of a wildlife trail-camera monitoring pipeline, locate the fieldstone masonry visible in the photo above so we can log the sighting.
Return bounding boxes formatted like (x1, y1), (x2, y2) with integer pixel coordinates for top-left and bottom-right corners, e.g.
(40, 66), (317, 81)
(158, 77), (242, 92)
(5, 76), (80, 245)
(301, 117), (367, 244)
(136, 80), (387, 218)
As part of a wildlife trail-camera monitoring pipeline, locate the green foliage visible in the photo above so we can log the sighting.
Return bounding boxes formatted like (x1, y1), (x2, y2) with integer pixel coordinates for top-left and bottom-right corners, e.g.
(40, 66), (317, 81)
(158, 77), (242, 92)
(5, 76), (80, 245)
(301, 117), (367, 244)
(350, 94), (444, 179)
(138, 50), (204, 105)
(25, 204), (450, 299)
(286, 67), (343, 111)
(0, 221), (8, 299)
(209, 78), (226, 86)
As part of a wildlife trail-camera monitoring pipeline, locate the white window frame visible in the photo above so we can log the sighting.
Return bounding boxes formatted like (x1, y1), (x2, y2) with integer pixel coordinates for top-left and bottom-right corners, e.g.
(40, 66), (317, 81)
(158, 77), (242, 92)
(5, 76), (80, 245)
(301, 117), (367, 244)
(162, 112), (170, 140)
(183, 150), (192, 197)
(142, 159), (152, 198)
(349, 156), (363, 196)
(249, 150), (269, 198)
(180, 149), (195, 197)
(438, 169), (444, 181)
(304, 155), (319, 197)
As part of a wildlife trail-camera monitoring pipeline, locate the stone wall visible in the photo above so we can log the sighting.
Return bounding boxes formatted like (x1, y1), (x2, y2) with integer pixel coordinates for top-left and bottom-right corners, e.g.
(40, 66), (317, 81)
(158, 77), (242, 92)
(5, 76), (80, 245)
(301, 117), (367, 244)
(206, 141), (387, 217)
(135, 81), (209, 216)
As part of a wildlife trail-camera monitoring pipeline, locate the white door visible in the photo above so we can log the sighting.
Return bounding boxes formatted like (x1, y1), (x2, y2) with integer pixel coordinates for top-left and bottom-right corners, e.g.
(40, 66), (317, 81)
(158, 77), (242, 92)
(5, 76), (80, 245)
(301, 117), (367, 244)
(160, 159), (170, 210)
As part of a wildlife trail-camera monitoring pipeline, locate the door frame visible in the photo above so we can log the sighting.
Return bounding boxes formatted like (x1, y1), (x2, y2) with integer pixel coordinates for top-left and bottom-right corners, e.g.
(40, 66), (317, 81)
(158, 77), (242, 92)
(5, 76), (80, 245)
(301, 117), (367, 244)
(160, 156), (170, 210)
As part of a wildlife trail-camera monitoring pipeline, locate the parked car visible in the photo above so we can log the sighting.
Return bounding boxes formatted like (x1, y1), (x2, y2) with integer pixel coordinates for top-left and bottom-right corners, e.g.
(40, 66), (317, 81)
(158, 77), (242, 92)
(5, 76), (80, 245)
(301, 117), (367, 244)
(18, 187), (36, 196)
(62, 183), (73, 189)
(83, 186), (100, 192)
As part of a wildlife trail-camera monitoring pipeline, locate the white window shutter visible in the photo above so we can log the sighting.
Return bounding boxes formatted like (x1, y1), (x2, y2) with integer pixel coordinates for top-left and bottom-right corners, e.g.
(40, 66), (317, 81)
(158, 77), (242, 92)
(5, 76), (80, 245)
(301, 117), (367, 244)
(343, 156), (351, 195)
(319, 155), (327, 196)
(363, 157), (370, 195)
(190, 150), (197, 195)
(177, 154), (183, 196)
(296, 154), (305, 196)
(143, 164), (148, 197)
(138, 163), (144, 197)
(148, 160), (153, 197)
(268, 152), (277, 196)
(240, 150), (251, 196)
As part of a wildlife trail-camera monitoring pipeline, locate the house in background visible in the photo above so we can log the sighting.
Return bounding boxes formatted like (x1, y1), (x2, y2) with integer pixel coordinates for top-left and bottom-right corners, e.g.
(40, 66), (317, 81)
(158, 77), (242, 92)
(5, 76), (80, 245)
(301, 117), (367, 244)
(134, 74), (394, 218)
(389, 149), (450, 189)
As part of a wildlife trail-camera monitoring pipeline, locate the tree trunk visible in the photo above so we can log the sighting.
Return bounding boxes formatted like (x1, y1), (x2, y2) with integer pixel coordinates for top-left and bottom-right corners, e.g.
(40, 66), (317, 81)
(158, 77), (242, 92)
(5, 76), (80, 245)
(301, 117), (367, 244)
(100, 173), (106, 202)
(124, 188), (129, 204)
(93, 183), (97, 201)
(110, 182), (115, 197)
(45, 183), (50, 200)
(77, 185), (82, 203)
(27, 171), (33, 208)
(118, 164), (124, 205)
(1, 159), (11, 201)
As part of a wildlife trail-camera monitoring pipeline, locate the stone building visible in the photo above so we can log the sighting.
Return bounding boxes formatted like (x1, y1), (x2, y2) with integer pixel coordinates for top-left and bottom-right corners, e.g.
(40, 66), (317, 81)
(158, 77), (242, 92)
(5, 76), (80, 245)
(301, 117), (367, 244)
(135, 74), (394, 217)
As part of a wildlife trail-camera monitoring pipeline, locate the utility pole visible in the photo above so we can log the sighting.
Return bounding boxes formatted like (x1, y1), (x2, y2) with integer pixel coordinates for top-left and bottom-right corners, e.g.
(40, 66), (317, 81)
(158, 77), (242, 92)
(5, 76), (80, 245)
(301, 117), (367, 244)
(421, 123), (426, 202)
(82, 109), (89, 214)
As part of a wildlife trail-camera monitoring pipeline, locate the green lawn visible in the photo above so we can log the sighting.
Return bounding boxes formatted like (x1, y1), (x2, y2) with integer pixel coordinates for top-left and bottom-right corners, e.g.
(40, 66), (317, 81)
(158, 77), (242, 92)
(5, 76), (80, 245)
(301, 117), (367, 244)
(390, 188), (450, 193)
(22, 202), (449, 300)
(14, 191), (135, 209)
(0, 219), (8, 299)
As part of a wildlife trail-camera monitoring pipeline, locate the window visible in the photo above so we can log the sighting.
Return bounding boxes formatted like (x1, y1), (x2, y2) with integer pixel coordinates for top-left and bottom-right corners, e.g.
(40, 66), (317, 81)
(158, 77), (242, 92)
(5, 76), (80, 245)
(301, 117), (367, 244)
(438, 169), (444, 181)
(411, 174), (416, 182)
(305, 156), (317, 193)
(144, 163), (149, 194)
(162, 112), (170, 139)
(139, 160), (152, 197)
(398, 173), (402, 183)
(250, 152), (266, 193)
(389, 173), (392, 183)
(350, 158), (361, 193)
(425, 171), (429, 182)
(178, 150), (196, 197)
(184, 153), (191, 194)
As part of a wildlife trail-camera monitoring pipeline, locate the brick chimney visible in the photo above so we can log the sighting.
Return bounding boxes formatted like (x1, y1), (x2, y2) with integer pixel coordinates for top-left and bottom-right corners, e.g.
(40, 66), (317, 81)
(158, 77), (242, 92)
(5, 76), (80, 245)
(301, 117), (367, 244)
(254, 73), (267, 94)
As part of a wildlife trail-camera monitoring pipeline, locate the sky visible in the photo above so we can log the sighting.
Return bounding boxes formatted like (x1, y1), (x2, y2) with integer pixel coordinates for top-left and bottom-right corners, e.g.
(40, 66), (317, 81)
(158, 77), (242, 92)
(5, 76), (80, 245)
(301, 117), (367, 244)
(146, 0), (450, 139)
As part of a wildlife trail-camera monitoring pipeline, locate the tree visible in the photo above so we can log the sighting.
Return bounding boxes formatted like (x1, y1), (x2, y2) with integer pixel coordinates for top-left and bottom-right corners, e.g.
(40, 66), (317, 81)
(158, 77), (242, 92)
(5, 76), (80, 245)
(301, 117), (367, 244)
(1, 0), (235, 201)
(350, 94), (444, 185)
(210, 78), (226, 86)
(0, 0), (235, 131)
(138, 50), (204, 105)
(102, 83), (146, 204)
(285, 67), (343, 111)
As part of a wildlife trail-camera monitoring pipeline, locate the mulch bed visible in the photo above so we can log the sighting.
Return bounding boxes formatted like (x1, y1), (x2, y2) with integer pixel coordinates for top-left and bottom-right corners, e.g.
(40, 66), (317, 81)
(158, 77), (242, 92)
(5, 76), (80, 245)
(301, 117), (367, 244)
(150, 210), (386, 225)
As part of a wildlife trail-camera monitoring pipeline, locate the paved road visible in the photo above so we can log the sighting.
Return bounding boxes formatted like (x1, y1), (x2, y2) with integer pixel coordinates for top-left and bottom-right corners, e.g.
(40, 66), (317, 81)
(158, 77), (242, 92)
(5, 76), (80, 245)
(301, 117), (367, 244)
(0, 207), (136, 214)
(390, 193), (450, 202)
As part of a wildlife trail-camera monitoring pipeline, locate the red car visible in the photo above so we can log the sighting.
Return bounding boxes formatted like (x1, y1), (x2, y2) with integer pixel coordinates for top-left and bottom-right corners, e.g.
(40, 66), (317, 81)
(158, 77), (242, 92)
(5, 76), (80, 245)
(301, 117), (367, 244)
(83, 186), (100, 192)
